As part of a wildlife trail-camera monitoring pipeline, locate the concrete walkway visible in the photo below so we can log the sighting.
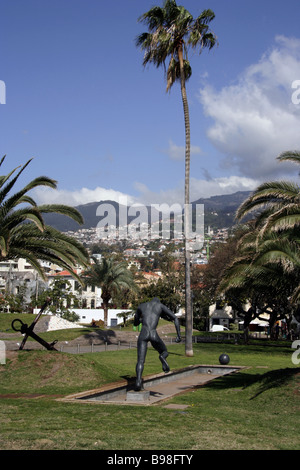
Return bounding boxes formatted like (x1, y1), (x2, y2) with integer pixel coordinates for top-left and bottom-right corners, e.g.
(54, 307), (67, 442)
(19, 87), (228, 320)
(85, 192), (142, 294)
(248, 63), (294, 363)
(60, 364), (243, 406)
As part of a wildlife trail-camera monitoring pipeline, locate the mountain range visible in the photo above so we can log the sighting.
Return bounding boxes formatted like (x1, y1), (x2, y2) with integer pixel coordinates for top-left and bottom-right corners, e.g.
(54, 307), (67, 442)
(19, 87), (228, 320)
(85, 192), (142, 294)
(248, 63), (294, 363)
(44, 190), (253, 232)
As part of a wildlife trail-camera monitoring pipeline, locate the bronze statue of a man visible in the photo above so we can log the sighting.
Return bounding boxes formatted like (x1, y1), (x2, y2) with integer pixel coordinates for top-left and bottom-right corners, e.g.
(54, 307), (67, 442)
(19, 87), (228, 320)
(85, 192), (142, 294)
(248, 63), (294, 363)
(133, 297), (181, 391)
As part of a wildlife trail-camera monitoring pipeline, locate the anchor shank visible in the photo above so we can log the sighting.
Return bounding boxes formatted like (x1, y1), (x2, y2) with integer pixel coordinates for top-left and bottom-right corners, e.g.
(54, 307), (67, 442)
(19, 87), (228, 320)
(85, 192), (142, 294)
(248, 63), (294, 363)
(26, 330), (57, 351)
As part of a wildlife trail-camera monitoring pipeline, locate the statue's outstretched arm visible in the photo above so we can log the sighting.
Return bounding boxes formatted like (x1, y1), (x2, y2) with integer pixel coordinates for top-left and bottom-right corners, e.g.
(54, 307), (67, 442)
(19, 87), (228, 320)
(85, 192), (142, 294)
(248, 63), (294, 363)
(134, 308), (142, 327)
(161, 304), (181, 342)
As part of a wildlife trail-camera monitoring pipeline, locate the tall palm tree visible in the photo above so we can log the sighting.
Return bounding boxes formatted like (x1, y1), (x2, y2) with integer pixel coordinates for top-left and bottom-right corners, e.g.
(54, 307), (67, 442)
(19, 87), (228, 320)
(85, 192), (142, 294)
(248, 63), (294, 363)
(0, 156), (90, 282)
(83, 256), (136, 328)
(136, 0), (217, 356)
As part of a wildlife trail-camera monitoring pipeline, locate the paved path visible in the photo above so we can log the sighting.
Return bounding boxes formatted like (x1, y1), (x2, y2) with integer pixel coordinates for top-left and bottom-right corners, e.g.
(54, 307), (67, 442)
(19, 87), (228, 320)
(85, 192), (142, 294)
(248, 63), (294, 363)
(60, 365), (242, 406)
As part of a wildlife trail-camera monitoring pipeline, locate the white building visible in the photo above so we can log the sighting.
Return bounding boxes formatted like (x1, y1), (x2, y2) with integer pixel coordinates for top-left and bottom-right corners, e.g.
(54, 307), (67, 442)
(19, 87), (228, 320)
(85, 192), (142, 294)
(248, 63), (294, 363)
(33, 306), (134, 327)
(70, 308), (133, 326)
(47, 269), (101, 309)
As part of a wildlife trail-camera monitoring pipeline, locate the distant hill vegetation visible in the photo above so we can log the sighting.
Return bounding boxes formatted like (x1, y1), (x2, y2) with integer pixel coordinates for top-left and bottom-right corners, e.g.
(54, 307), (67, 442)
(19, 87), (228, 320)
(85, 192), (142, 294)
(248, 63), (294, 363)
(43, 191), (253, 232)
(192, 190), (252, 230)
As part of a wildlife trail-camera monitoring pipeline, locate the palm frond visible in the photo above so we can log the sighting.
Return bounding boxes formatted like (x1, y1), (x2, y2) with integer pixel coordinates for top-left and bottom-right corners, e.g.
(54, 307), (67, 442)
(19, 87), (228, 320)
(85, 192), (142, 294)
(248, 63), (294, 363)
(137, 1), (216, 89)
(253, 236), (300, 268)
(16, 195), (38, 206)
(1, 207), (45, 232)
(0, 235), (8, 257)
(37, 204), (84, 225)
(277, 150), (300, 165)
(0, 157), (89, 280)
(236, 180), (299, 221)
(253, 180), (299, 200)
(137, 6), (165, 32)
(83, 256), (136, 294)
(0, 159), (33, 205)
(259, 206), (300, 236)
(0, 155), (6, 168)
(7, 246), (46, 280)
(8, 224), (89, 283)
(227, 150), (300, 308)
(188, 10), (217, 50)
(166, 57), (191, 91)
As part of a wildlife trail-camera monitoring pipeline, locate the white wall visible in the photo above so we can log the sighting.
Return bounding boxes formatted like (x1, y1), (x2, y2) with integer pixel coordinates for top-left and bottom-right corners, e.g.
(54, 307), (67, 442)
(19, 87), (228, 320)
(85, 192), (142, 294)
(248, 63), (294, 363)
(35, 308), (133, 327)
(72, 308), (133, 326)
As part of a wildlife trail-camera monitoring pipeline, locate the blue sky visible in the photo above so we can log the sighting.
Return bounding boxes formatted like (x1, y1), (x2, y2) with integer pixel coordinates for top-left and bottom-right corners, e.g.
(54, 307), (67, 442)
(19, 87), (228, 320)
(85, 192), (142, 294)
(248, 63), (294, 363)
(1, 0), (300, 208)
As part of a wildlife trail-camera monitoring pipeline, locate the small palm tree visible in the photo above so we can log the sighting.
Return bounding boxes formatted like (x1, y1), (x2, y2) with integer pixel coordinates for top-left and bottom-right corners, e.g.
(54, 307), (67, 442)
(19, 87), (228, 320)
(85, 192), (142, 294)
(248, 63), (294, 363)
(0, 156), (89, 282)
(83, 256), (136, 328)
(136, 0), (217, 356)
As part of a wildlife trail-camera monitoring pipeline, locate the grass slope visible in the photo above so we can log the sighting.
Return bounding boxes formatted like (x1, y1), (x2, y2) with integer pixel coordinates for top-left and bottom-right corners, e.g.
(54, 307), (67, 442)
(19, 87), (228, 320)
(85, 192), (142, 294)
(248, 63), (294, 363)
(0, 340), (299, 450)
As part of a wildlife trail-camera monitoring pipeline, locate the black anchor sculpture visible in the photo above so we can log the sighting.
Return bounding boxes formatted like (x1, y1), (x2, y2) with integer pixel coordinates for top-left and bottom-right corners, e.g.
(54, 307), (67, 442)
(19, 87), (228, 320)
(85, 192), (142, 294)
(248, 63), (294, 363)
(11, 298), (58, 351)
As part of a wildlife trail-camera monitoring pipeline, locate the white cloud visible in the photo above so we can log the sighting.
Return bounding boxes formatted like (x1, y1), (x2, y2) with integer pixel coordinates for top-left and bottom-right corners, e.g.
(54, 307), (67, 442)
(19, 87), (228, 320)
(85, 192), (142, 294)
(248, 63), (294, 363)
(33, 186), (136, 207)
(134, 175), (258, 209)
(199, 35), (300, 180)
(33, 175), (258, 213)
(190, 175), (259, 200)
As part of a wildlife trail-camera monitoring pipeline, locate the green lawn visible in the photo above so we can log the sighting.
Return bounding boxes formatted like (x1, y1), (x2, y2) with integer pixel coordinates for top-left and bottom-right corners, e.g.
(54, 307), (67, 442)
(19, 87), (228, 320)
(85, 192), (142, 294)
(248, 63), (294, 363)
(0, 337), (299, 450)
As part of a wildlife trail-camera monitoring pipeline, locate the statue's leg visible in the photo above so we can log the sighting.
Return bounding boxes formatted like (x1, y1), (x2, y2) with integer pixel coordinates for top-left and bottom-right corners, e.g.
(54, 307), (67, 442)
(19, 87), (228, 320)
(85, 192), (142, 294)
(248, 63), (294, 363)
(150, 332), (170, 373)
(159, 350), (170, 373)
(135, 339), (147, 391)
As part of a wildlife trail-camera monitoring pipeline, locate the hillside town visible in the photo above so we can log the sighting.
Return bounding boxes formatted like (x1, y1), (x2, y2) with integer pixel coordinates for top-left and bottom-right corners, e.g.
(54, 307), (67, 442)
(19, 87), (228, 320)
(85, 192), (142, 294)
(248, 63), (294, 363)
(65, 223), (228, 259)
(0, 224), (232, 330)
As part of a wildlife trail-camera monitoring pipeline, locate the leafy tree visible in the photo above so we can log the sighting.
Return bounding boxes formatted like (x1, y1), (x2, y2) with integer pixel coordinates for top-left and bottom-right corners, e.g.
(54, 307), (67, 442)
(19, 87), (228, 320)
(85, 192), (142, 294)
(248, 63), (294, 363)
(138, 276), (182, 313)
(202, 233), (241, 303)
(0, 288), (28, 313)
(112, 286), (138, 311)
(136, 0), (217, 356)
(36, 278), (80, 322)
(154, 243), (181, 276)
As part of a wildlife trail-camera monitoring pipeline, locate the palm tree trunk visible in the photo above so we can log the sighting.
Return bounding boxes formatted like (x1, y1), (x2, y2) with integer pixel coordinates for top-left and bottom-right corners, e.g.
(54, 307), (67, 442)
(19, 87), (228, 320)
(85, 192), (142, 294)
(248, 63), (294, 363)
(103, 303), (108, 329)
(243, 309), (253, 344)
(178, 44), (193, 357)
(102, 293), (110, 329)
